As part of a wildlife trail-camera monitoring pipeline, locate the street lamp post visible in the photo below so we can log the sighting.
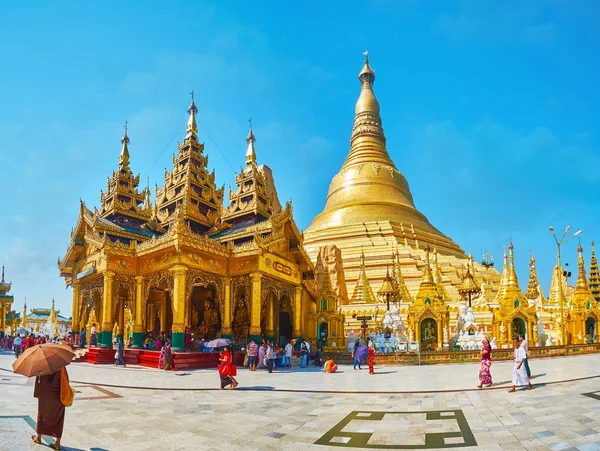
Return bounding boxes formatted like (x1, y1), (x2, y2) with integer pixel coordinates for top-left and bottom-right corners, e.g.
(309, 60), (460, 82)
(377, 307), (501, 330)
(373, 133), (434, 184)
(549, 225), (582, 346)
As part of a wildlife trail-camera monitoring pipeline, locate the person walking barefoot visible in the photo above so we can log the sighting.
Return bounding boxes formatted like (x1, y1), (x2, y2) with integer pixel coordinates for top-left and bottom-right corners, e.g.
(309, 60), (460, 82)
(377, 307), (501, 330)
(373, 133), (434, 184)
(367, 342), (375, 375)
(509, 338), (532, 392)
(477, 338), (493, 389)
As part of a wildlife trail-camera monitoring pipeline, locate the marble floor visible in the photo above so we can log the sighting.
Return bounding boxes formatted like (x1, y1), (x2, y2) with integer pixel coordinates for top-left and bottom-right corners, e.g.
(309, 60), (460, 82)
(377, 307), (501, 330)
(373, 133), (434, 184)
(1, 351), (600, 451)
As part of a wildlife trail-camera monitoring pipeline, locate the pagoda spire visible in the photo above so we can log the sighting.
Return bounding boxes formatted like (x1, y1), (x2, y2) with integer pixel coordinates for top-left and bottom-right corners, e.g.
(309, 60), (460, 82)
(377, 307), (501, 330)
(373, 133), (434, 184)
(349, 249), (377, 304)
(494, 249), (509, 303)
(525, 252), (545, 301)
(506, 241), (520, 290)
(414, 247), (441, 305)
(98, 126), (150, 222)
(186, 90), (198, 140)
(432, 248), (450, 300)
(1, 264), (4, 284)
(245, 117), (257, 166)
(393, 250), (412, 302)
(589, 240), (600, 303)
(548, 261), (566, 305)
(119, 121), (130, 169)
(571, 243), (595, 310)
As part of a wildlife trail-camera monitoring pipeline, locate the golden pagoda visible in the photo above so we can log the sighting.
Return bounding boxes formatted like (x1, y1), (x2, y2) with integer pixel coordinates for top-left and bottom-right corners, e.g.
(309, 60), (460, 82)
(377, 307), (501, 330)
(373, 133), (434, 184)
(0, 265), (13, 337)
(303, 52), (501, 311)
(58, 97), (316, 352)
(492, 242), (536, 346)
(589, 241), (600, 303)
(568, 243), (600, 344)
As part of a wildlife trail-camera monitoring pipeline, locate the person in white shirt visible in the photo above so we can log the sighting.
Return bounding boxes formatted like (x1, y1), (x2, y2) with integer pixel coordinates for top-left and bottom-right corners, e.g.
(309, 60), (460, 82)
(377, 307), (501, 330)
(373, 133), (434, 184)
(284, 341), (293, 368)
(509, 338), (532, 392)
(519, 335), (531, 379)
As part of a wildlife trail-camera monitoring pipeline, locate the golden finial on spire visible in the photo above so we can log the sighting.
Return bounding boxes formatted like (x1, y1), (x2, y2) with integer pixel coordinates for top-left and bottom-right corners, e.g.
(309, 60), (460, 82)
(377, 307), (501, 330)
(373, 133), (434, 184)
(245, 116), (257, 166)
(186, 90), (198, 139)
(119, 120), (130, 168)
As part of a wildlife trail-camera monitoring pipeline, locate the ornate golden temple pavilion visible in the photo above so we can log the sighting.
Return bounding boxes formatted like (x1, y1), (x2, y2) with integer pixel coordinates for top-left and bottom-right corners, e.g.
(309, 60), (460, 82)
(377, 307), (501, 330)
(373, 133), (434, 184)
(58, 97), (317, 351)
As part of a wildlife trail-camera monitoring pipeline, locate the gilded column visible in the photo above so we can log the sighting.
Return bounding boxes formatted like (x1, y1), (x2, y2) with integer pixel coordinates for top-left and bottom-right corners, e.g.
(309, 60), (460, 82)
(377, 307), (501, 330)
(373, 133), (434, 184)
(117, 297), (125, 339)
(249, 273), (262, 343)
(160, 295), (167, 333)
(71, 281), (80, 334)
(100, 271), (114, 347)
(265, 293), (275, 342)
(171, 265), (187, 351)
(221, 277), (233, 338)
(293, 286), (302, 339)
(132, 276), (144, 348)
(0, 303), (6, 338)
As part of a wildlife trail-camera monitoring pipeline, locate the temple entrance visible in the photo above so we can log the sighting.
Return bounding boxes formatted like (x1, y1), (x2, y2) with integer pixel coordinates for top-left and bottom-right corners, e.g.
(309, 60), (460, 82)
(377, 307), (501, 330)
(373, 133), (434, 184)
(190, 285), (219, 340)
(146, 290), (172, 336)
(317, 321), (328, 349)
(420, 318), (437, 351)
(586, 316), (596, 343)
(511, 317), (526, 340)
(279, 312), (293, 345)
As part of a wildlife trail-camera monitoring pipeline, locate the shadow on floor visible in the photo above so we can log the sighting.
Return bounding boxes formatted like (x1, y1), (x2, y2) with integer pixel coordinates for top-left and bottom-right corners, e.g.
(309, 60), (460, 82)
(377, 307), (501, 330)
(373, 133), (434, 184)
(237, 385), (275, 390)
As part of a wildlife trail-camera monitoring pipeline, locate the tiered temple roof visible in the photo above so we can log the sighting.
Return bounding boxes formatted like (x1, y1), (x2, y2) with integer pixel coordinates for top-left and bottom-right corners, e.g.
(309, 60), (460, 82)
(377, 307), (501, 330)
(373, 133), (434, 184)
(155, 93), (225, 234)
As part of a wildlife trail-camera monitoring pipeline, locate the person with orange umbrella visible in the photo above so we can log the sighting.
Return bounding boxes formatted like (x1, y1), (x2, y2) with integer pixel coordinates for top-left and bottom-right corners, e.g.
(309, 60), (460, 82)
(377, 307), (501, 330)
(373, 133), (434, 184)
(13, 343), (75, 450)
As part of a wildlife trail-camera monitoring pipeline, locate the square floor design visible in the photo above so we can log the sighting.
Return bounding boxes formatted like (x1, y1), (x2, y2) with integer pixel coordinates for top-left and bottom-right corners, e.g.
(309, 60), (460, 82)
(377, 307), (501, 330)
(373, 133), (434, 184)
(315, 410), (477, 449)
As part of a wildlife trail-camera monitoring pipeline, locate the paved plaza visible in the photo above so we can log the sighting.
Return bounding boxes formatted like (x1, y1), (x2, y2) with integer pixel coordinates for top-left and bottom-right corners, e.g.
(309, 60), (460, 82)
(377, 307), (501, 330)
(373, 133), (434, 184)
(2, 352), (600, 451)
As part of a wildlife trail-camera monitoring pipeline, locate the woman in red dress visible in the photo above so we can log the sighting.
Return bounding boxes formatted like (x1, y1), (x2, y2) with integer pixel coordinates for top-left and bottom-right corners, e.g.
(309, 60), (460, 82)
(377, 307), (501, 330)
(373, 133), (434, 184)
(367, 342), (375, 374)
(218, 346), (239, 389)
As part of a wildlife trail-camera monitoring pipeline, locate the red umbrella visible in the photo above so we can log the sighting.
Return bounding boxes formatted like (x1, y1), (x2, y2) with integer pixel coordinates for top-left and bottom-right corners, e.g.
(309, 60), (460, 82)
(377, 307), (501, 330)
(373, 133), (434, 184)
(12, 343), (75, 377)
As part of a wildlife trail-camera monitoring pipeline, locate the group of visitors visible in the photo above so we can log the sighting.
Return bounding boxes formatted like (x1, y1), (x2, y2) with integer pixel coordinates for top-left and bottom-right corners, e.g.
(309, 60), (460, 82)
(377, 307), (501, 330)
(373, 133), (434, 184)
(477, 334), (533, 392)
(244, 339), (325, 373)
(2, 333), (76, 358)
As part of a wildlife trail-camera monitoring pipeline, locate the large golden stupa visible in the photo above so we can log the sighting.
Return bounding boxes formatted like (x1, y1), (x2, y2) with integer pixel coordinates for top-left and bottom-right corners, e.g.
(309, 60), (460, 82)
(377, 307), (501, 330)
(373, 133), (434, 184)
(304, 53), (501, 305)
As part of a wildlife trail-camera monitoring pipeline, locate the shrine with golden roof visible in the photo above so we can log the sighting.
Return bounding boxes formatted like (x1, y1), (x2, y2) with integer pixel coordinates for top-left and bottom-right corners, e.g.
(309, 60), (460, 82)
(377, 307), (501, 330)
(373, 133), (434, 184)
(58, 95), (318, 351)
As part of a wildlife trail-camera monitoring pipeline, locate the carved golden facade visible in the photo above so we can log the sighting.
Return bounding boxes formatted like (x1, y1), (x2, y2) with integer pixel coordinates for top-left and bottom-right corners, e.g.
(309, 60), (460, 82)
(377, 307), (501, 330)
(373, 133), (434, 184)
(58, 100), (315, 350)
(568, 244), (600, 344)
(0, 265), (13, 337)
(307, 255), (346, 351)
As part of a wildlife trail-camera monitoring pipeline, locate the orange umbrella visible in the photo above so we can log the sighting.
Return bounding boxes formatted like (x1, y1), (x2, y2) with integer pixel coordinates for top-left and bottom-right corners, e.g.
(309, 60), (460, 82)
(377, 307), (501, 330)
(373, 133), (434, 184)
(12, 343), (75, 377)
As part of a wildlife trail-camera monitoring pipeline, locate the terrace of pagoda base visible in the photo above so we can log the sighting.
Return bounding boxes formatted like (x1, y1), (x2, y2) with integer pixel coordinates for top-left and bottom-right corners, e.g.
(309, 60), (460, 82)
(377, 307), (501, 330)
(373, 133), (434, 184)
(79, 347), (222, 370)
(323, 343), (600, 365)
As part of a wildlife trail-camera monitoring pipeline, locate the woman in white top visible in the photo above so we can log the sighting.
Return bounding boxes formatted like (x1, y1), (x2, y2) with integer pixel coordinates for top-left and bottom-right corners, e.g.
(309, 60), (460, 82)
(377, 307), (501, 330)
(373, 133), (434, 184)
(509, 339), (532, 392)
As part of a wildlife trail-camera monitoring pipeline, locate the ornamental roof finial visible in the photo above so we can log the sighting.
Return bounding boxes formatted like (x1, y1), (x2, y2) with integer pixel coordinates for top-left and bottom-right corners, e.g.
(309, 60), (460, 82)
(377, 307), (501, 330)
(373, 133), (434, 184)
(119, 121), (130, 168)
(1, 264), (4, 284)
(186, 90), (198, 139)
(245, 116), (257, 166)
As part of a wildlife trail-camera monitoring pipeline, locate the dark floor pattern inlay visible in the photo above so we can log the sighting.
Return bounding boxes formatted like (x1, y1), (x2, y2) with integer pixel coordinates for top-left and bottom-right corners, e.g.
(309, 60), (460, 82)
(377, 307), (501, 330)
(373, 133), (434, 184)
(316, 410), (477, 449)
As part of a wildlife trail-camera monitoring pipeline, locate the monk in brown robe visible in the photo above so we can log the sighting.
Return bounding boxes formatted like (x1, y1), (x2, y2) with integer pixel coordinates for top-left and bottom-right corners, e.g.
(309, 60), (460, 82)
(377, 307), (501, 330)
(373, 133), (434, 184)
(32, 369), (65, 449)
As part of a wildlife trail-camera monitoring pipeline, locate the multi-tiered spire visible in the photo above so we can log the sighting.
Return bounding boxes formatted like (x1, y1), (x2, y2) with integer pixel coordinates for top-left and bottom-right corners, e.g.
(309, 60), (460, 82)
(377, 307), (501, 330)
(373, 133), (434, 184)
(499, 242), (527, 308)
(571, 243), (595, 310)
(305, 52), (464, 256)
(415, 248), (441, 306)
(155, 92), (225, 233)
(99, 122), (151, 223)
(589, 241), (600, 303)
(222, 120), (281, 226)
(525, 252), (546, 302)
(493, 249), (509, 303)
(392, 251), (412, 302)
(349, 250), (377, 304)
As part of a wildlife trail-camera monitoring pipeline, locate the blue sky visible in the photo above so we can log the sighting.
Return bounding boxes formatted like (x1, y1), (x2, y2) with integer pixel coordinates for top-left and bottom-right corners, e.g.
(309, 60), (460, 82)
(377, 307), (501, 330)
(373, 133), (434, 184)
(1, 0), (599, 316)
